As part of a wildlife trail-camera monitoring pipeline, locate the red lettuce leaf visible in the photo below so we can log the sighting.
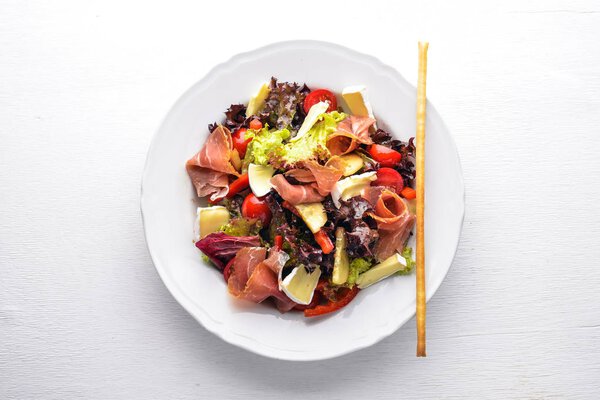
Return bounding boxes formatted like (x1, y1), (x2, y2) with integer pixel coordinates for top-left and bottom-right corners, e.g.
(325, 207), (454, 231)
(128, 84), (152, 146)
(195, 232), (261, 270)
(324, 196), (379, 258)
(259, 77), (310, 131)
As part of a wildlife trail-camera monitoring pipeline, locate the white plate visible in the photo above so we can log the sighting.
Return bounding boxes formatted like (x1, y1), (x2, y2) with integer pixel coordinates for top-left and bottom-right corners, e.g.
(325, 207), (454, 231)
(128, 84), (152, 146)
(141, 40), (464, 361)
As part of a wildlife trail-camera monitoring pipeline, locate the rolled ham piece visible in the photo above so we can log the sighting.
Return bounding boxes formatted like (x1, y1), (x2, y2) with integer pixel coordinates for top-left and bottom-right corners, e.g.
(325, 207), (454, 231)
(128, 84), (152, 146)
(227, 247), (296, 312)
(186, 125), (239, 201)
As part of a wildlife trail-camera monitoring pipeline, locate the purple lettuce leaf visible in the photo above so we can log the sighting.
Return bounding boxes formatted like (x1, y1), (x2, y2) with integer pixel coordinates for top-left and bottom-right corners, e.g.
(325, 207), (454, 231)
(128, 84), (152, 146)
(195, 232), (261, 270)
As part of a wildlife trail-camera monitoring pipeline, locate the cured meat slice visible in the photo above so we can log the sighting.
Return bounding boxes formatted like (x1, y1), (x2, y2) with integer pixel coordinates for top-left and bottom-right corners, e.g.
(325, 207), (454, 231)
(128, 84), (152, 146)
(326, 115), (375, 156)
(362, 187), (415, 260)
(270, 174), (325, 205)
(186, 125), (239, 201)
(284, 160), (344, 198)
(227, 247), (296, 312)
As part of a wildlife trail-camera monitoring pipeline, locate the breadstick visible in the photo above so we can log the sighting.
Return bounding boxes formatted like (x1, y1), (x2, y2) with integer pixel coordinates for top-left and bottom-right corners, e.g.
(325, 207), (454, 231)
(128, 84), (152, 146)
(416, 41), (428, 357)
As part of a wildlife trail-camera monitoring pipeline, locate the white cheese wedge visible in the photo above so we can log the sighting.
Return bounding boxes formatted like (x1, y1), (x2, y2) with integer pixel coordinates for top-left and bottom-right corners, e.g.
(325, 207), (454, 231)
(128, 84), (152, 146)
(330, 171), (377, 208)
(291, 101), (330, 142)
(195, 206), (230, 240)
(294, 202), (327, 233)
(280, 266), (322, 305)
(342, 85), (376, 127)
(246, 83), (270, 117)
(332, 227), (350, 285)
(356, 253), (408, 289)
(248, 163), (275, 197)
(338, 153), (364, 176)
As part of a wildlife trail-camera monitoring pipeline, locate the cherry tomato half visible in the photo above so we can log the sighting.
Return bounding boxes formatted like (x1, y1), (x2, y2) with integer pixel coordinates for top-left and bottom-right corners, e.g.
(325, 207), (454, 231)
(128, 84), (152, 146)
(367, 144), (402, 167)
(373, 167), (404, 193)
(241, 193), (272, 226)
(232, 128), (252, 158)
(303, 89), (338, 114)
(249, 119), (263, 130)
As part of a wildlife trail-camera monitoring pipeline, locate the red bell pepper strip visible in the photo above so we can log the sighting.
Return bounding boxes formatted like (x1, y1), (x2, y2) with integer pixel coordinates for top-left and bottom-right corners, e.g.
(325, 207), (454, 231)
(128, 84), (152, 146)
(226, 173), (249, 198)
(304, 286), (360, 317)
(208, 173), (250, 204)
(314, 230), (334, 254)
(400, 186), (416, 200)
(274, 235), (283, 250)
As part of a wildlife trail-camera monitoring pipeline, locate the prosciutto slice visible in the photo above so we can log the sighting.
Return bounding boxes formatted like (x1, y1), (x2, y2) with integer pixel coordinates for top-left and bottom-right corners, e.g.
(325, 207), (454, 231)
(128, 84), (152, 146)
(363, 186), (415, 260)
(227, 247), (296, 312)
(326, 115), (376, 156)
(284, 160), (344, 198)
(270, 174), (325, 204)
(186, 125), (239, 201)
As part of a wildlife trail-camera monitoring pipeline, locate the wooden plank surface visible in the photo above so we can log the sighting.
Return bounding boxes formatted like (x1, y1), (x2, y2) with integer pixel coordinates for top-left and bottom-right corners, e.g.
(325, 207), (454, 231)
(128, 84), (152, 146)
(1, 0), (599, 398)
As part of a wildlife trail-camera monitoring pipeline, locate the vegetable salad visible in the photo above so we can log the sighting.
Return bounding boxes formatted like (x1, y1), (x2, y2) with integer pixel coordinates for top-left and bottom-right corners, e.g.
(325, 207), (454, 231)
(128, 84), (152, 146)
(186, 78), (416, 317)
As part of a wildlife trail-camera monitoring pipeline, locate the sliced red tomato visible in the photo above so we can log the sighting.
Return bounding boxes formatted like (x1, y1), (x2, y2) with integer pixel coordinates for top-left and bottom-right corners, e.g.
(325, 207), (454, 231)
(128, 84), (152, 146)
(373, 167), (404, 193)
(368, 144), (402, 167)
(232, 128), (252, 158)
(314, 230), (334, 254)
(304, 286), (360, 317)
(241, 193), (272, 226)
(303, 89), (337, 114)
(249, 119), (263, 130)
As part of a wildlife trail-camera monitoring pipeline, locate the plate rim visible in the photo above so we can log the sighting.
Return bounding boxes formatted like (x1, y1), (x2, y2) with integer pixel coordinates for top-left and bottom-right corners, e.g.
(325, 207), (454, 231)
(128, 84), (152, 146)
(140, 40), (465, 361)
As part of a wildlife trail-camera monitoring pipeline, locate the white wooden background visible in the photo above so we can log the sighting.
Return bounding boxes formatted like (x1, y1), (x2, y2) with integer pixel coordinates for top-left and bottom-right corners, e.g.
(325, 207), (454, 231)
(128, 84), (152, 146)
(2, 0), (599, 398)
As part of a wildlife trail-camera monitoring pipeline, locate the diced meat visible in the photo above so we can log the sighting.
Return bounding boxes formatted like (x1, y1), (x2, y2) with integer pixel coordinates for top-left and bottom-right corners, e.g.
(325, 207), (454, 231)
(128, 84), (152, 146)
(227, 247), (296, 312)
(186, 125), (240, 201)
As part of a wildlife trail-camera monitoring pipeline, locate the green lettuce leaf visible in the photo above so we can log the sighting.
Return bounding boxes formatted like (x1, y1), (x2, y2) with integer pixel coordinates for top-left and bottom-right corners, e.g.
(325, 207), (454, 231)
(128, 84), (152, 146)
(347, 257), (373, 286)
(219, 217), (263, 237)
(279, 111), (346, 166)
(242, 125), (290, 167)
(398, 247), (416, 275)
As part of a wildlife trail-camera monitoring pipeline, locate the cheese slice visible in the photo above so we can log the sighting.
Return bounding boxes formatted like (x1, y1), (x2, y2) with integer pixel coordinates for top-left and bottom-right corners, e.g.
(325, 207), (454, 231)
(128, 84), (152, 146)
(342, 85), (376, 127)
(195, 206), (230, 240)
(280, 266), (322, 305)
(330, 171), (377, 208)
(246, 83), (270, 117)
(248, 163), (275, 197)
(294, 202), (327, 233)
(356, 253), (408, 289)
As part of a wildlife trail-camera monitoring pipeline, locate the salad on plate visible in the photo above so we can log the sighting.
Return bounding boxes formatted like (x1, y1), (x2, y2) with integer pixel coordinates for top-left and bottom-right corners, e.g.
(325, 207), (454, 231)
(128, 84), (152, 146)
(186, 78), (417, 317)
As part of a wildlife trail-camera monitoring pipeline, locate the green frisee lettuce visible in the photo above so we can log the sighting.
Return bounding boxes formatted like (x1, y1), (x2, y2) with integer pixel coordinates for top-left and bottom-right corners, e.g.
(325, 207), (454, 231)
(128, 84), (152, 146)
(398, 247), (416, 275)
(280, 111), (346, 165)
(243, 125), (290, 167)
(219, 217), (262, 237)
(347, 257), (373, 286)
